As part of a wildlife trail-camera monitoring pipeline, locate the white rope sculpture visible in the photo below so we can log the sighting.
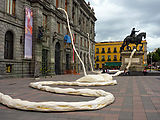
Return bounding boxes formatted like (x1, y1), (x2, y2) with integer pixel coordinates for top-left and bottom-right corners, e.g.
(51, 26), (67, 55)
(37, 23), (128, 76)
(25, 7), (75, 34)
(87, 33), (102, 74)
(0, 82), (115, 111)
(111, 49), (136, 77)
(0, 8), (115, 112)
(87, 33), (136, 77)
(59, 8), (87, 76)
(0, 8), (136, 112)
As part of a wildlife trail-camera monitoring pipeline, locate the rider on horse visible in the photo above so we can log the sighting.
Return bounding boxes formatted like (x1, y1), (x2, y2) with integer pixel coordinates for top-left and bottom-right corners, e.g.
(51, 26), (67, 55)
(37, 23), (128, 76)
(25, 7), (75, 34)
(120, 28), (145, 52)
(130, 28), (140, 38)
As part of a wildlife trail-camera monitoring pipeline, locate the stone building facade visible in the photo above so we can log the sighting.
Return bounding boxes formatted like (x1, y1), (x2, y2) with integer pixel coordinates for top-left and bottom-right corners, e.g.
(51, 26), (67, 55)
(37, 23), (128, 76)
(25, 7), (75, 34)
(0, 0), (96, 78)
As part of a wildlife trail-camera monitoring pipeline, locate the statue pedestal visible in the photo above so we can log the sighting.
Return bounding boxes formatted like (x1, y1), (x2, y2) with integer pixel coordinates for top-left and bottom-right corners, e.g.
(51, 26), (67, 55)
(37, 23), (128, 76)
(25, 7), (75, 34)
(120, 51), (144, 72)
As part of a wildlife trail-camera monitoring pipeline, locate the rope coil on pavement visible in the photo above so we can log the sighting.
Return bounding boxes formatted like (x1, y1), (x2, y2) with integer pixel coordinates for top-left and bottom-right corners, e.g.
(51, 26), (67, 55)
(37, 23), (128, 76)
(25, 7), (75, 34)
(0, 8), (136, 112)
(0, 48), (136, 112)
(0, 80), (115, 112)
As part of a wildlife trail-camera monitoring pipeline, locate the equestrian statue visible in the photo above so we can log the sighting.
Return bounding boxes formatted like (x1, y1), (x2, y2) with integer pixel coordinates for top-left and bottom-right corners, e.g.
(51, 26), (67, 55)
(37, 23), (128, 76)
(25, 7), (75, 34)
(120, 28), (146, 52)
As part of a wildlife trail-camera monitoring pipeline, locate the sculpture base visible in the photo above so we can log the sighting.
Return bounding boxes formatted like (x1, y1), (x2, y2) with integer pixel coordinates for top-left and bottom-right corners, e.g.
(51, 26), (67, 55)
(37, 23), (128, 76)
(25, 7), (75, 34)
(120, 51), (144, 72)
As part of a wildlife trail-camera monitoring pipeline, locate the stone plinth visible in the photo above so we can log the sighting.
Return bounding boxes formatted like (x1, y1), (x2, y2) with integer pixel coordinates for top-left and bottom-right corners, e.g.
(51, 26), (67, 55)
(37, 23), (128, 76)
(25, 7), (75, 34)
(120, 51), (144, 72)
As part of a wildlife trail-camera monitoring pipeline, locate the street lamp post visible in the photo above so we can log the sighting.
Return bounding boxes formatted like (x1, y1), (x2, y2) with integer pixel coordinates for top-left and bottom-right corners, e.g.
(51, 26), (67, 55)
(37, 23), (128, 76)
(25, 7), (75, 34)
(151, 53), (152, 71)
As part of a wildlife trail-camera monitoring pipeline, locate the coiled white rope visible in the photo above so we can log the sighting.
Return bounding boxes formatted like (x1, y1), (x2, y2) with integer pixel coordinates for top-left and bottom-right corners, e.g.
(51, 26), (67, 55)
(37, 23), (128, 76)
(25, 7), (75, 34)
(111, 49), (136, 77)
(0, 49), (135, 111)
(58, 8), (87, 76)
(0, 8), (136, 112)
(0, 8), (115, 112)
(0, 81), (115, 111)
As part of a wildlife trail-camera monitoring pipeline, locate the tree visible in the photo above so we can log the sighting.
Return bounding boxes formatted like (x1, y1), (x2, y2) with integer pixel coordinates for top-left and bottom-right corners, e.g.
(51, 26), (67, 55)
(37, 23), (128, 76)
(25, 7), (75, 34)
(152, 52), (160, 62)
(147, 52), (152, 64)
(156, 48), (160, 57)
(147, 48), (160, 65)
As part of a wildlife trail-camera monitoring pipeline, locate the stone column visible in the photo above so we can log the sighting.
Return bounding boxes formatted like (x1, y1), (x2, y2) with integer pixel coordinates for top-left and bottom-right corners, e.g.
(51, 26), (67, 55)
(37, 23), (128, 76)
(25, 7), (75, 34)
(50, 14), (56, 75)
(32, 3), (43, 77)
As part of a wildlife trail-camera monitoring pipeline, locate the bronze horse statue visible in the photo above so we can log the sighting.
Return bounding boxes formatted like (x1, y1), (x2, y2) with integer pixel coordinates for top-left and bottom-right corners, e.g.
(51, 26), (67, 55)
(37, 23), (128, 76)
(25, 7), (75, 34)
(120, 32), (146, 52)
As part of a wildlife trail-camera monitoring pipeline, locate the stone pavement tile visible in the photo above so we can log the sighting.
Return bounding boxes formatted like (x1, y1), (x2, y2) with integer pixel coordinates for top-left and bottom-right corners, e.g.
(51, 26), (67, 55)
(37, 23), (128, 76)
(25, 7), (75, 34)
(1, 76), (160, 120)
(121, 96), (133, 110)
(133, 112), (147, 120)
(118, 111), (132, 120)
(145, 112), (160, 120)
(110, 107), (121, 112)
(133, 98), (145, 113)
(64, 112), (105, 120)
(151, 97), (160, 110)
(110, 97), (124, 107)
(104, 113), (119, 120)
(0, 105), (11, 110)
(141, 96), (156, 110)
(121, 108), (132, 112)
(126, 79), (133, 95)
(136, 80), (147, 95)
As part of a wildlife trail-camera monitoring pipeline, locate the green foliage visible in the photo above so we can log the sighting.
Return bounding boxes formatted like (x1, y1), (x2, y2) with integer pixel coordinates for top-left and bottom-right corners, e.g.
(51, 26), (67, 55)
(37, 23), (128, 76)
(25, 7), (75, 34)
(147, 48), (160, 64)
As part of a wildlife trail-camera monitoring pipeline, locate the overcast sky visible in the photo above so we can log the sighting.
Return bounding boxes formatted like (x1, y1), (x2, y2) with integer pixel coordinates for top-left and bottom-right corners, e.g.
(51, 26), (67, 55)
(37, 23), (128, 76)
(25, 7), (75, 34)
(85, 0), (160, 52)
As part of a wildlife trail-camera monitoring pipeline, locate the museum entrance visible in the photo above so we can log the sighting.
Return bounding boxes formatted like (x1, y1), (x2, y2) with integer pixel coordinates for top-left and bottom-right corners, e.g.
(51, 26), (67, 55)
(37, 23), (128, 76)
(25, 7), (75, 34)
(55, 42), (61, 75)
(42, 49), (48, 75)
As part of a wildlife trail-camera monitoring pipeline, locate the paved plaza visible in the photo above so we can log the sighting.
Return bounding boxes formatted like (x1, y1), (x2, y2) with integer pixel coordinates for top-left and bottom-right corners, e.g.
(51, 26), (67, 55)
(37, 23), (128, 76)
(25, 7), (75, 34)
(0, 74), (160, 120)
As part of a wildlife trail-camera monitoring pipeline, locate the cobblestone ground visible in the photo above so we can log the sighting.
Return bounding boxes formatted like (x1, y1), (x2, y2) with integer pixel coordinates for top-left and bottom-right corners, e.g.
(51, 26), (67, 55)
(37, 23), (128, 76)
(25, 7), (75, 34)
(0, 74), (160, 120)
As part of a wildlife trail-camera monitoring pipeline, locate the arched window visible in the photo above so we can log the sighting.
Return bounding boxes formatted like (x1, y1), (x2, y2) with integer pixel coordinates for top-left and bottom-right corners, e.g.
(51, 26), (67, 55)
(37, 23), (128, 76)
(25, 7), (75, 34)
(4, 31), (13, 59)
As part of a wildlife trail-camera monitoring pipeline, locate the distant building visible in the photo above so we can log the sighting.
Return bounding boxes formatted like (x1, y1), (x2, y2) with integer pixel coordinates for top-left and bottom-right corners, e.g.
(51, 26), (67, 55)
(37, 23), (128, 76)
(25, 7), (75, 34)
(95, 40), (147, 69)
(0, 0), (96, 78)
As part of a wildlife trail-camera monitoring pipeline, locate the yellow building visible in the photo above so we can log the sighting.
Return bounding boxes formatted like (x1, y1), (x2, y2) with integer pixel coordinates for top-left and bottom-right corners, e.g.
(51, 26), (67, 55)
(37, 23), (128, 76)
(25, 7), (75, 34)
(95, 40), (147, 69)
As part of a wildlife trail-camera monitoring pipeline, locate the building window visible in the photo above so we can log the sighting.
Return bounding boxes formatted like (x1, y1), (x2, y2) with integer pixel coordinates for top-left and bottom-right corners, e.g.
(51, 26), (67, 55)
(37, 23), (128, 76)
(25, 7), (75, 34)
(96, 64), (99, 69)
(101, 48), (105, 53)
(42, 14), (47, 30)
(114, 47), (117, 53)
(74, 34), (76, 43)
(120, 55), (122, 61)
(96, 56), (99, 61)
(4, 31), (14, 59)
(87, 41), (89, 48)
(102, 55), (105, 61)
(92, 43), (94, 50)
(80, 37), (82, 46)
(6, 64), (12, 73)
(96, 48), (99, 53)
(6, 0), (16, 16)
(114, 55), (117, 61)
(65, 0), (68, 12)
(56, 0), (59, 8)
(102, 64), (105, 68)
(107, 55), (111, 61)
(83, 53), (86, 65)
(84, 39), (86, 48)
(107, 47), (111, 53)
(80, 52), (82, 70)
(72, 2), (75, 23)
(66, 26), (69, 35)
(139, 46), (142, 51)
(57, 22), (60, 33)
